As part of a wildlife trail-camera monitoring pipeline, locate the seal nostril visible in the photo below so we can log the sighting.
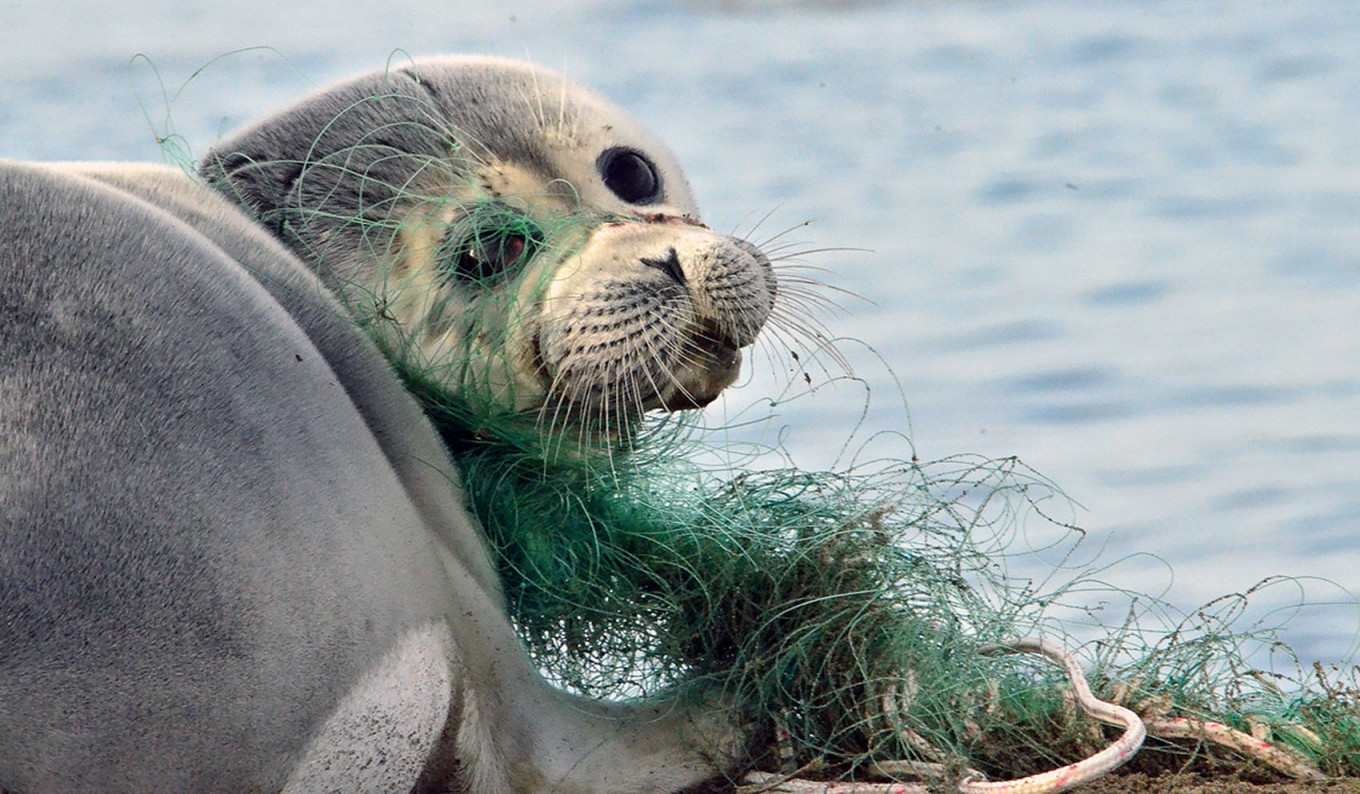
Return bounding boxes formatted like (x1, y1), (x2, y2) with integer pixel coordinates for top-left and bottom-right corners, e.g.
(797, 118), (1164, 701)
(639, 247), (686, 286)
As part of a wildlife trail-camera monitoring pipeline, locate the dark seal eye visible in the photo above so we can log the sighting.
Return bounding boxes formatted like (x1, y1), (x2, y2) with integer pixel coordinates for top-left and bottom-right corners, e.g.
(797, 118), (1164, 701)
(439, 203), (543, 286)
(455, 233), (530, 283)
(598, 147), (661, 204)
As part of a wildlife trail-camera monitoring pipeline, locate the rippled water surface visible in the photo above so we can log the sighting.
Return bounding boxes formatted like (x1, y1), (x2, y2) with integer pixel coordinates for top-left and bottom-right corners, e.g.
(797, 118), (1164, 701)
(4, 0), (1358, 661)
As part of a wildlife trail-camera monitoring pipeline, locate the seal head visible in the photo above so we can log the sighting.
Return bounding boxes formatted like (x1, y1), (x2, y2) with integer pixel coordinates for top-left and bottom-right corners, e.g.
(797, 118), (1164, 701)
(202, 56), (777, 435)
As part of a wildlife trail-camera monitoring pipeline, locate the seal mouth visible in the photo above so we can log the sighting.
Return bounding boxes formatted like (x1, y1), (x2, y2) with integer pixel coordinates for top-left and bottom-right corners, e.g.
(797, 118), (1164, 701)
(531, 321), (743, 418)
(660, 322), (743, 411)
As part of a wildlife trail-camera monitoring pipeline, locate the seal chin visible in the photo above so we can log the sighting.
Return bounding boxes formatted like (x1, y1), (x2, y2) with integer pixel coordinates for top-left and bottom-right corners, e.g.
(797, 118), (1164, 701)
(658, 334), (743, 412)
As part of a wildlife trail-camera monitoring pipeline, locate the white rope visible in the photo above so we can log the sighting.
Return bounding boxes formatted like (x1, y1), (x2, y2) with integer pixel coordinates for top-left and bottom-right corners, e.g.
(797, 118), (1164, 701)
(739, 637), (1327, 793)
(739, 637), (1145, 794)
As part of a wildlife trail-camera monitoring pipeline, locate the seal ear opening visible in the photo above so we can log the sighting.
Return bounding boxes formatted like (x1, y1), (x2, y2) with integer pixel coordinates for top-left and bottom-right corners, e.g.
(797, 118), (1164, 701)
(200, 149), (304, 238)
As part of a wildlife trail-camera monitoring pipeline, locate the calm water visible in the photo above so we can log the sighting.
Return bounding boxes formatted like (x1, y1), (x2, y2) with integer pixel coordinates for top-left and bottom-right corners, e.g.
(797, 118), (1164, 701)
(4, 0), (1358, 662)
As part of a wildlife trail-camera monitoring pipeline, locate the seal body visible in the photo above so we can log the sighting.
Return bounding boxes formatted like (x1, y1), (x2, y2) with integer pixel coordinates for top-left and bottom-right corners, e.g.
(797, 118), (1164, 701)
(0, 56), (772, 793)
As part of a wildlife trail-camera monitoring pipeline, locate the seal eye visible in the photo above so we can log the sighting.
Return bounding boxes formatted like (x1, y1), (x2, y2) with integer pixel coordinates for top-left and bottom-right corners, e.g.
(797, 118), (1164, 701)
(598, 147), (661, 205)
(455, 233), (531, 283)
(439, 203), (543, 286)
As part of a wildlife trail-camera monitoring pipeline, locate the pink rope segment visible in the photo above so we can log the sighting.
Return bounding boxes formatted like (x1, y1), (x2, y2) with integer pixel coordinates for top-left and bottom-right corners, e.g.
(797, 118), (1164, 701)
(1144, 716), (1324, 780)
(964, 638), (1147, 793)
(738, 637), (1147, 794)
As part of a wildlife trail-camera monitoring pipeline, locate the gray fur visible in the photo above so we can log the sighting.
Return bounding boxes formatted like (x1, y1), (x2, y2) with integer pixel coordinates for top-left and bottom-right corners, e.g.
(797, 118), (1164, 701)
(1, 56), (760, 793)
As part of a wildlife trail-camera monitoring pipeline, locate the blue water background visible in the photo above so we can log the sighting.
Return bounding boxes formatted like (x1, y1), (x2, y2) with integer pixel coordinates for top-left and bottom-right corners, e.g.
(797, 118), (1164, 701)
(4, 0), (1358, 662)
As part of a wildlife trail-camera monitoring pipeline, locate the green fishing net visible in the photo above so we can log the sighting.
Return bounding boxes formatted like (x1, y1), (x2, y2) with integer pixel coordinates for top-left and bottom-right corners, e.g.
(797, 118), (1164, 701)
(286, 179), (1359, 781)
(163, 75), (1359, 778)
(395, 352), (1360, 781)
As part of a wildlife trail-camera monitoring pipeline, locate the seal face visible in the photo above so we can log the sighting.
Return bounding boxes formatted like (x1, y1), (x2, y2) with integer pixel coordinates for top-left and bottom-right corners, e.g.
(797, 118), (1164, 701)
(202, 55), (777, 436)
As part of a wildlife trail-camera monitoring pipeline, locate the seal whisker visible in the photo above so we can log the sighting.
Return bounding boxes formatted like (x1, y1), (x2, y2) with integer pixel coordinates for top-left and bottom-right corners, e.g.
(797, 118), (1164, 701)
(526, 66), (548, 132)
(557, 71), (571, 133)
(726, 206), (784, 244)
(744, 220), (822, 253)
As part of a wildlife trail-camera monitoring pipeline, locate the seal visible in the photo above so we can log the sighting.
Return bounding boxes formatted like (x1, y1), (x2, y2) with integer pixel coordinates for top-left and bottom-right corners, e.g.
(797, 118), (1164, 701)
(0, 55), (774, 792)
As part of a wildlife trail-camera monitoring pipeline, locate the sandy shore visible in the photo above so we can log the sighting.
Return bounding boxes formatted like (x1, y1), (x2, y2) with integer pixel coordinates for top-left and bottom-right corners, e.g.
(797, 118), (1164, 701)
(1068, 773), (1360, 793)
(711, 772), (1360, 793)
